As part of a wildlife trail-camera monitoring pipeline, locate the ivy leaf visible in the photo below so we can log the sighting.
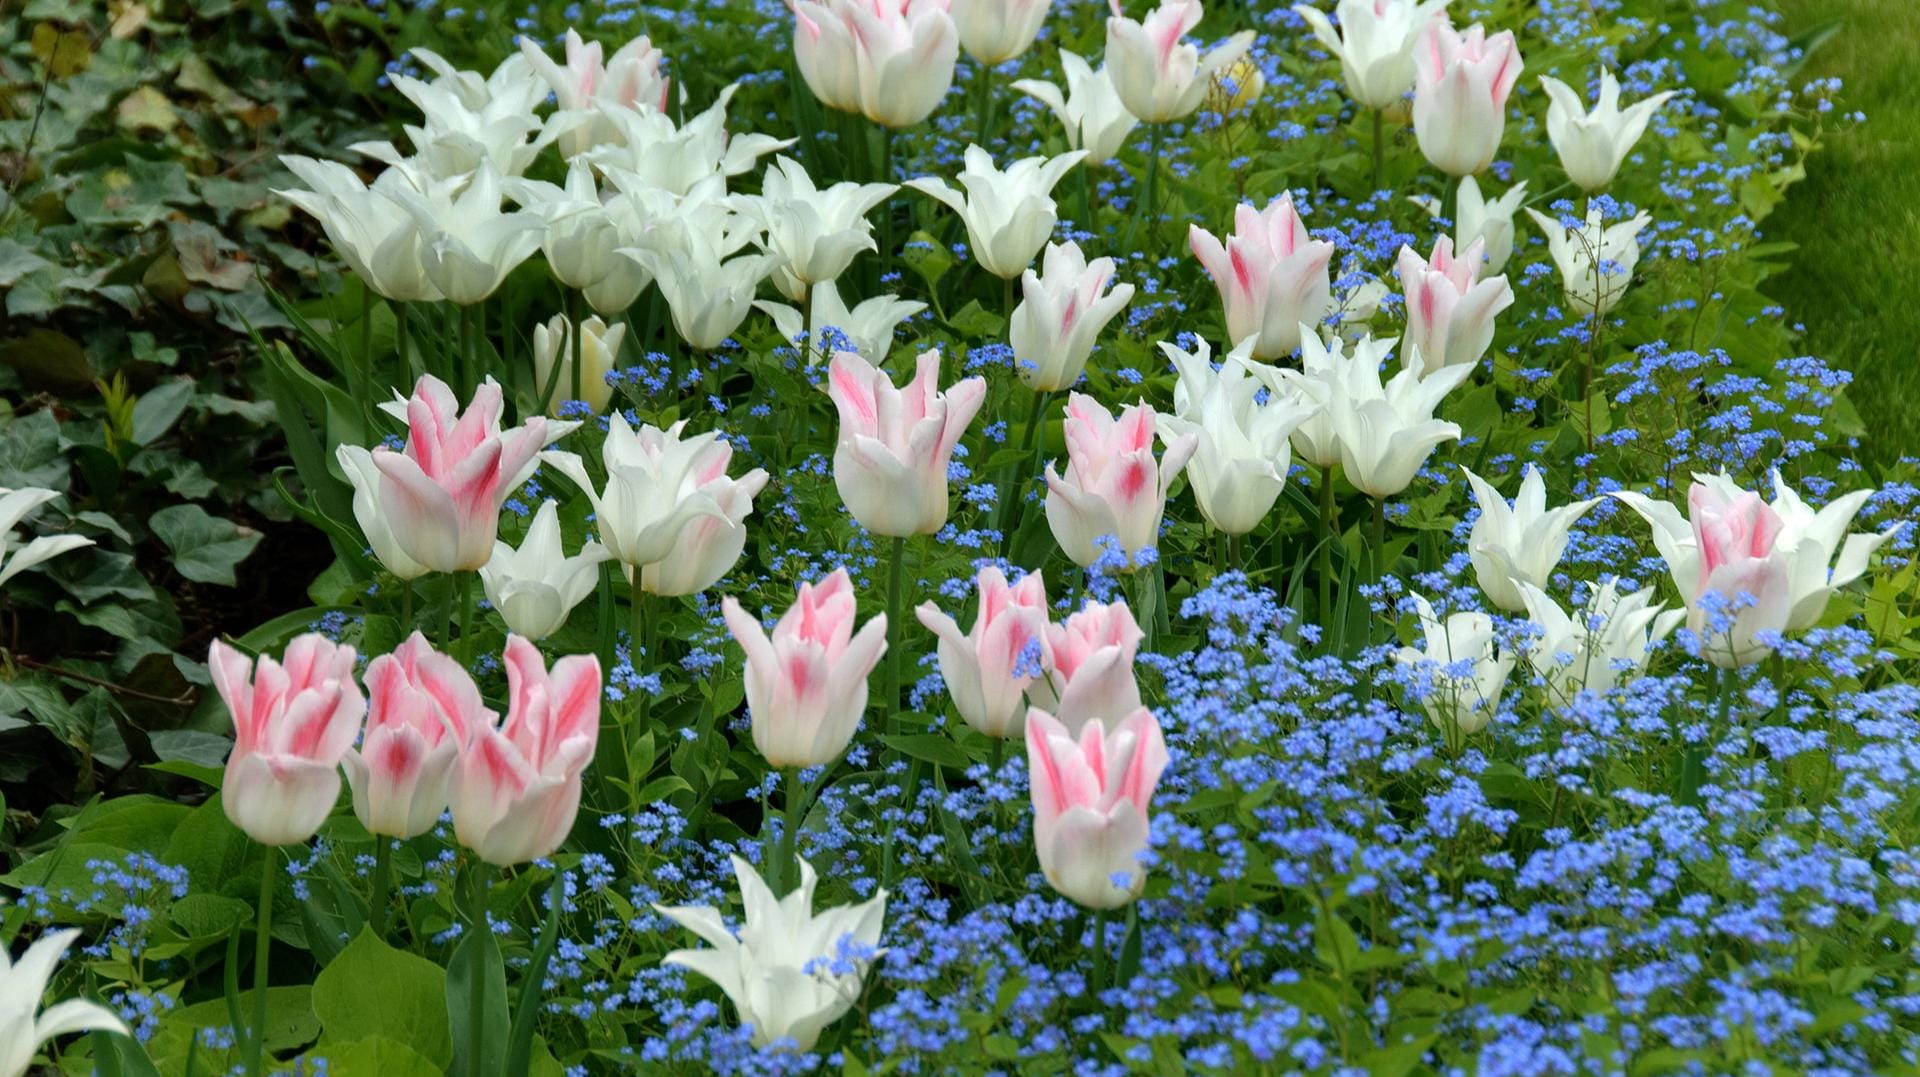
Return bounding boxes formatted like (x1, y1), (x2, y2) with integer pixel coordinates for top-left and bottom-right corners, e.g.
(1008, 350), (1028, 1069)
(149, 504), (260, 586)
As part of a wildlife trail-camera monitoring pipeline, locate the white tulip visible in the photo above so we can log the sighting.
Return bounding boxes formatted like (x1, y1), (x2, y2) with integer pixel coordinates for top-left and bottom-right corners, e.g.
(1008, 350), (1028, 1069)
(387, 162), (545, 305)
(584, 85), (794, 197)
(1103, 0), (1254, 124)
(348, 67), (550, 179)
(622, 202), (785, 351)
(1270, 329), (1468, 498)
(1524, 205), (1653, 317)
(0, 928), (131, 1077)
(521, 29), (671, 156)
(1158, 338), (1315, 535)
(480, 500), (610, 640)
(275, 156), (442, 303)
(755, 280), (926, 366)
(1518, 578), (1684, 698)
(1394, 593), (1514, 737)
(1008, 241), (1135, 391)
(507, 160), (622, 292)
(1292, 0), (1452, 110)
(903, 145), (1088, 279)
(1460, 464), (1600, 612)
(0, 488), (93, 588)
(952, 0), (1050, 65)
(1455, 175), (1527, 275)
(739, 156), (895, 303)
(1539, 69), (1676, 192)
(1238, 328), (1398, 472)
(1011, 50), (1141, 165)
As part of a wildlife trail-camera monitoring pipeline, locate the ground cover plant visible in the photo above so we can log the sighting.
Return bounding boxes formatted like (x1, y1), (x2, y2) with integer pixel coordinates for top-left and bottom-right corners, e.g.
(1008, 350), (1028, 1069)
(2, 0), (1918, 1074)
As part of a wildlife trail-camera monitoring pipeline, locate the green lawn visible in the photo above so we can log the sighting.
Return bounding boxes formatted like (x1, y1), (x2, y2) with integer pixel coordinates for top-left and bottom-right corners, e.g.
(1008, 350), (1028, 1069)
(1768, 0), (1920, 464)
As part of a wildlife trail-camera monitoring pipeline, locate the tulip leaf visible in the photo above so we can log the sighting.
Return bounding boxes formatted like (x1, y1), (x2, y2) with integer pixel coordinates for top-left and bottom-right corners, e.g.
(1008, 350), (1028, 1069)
(880, 733), (973, 771)
(311, 1036), (443, 1077)
(313, 928), (454, 1068)
(149, 503), (262, 587)
(446, 922), (509, 1077)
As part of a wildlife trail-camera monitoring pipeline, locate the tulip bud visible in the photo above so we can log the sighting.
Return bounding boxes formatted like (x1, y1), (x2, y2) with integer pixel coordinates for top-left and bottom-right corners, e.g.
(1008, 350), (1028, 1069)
(916, 568), (1051, 739)
(1293, 0), (1452, 111)
(1044, 395), (1197, 569)
(480, 500), (611, 639)
(1188, 195), (1336, 360)
(722, 569), (888, 768)
(343, 632), (486, 839)
(904, 146), (1088, 280)
(1009, 241), (1135, 392)
(1011, 51), (1141, 165)
(1159, 338), (1314, 535)
(209, 635), (365, 846)
(826, 350), (986, 538)
(533, 314), (624, 417)
(1394, 236), (1513, 375)
(788, 0), (959, 128)
(952, 0), (1050, 65)
(1540, 69), (1675, 193)
(1025, 706), (1169, 909)
(1025, 599), (1145, 736)
(1460, 465), (1598, 612)
(1455, 175), (1526, 275)
(1394, 594), (1514, 736)
(1410, 22), (1523, 177)
(1103, 0), (1254, 124)
(276, 156), (441, 302)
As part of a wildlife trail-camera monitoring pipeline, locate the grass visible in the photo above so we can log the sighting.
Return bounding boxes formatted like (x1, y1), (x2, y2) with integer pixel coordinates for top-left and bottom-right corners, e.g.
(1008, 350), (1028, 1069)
(1766, 0), (1920, 464)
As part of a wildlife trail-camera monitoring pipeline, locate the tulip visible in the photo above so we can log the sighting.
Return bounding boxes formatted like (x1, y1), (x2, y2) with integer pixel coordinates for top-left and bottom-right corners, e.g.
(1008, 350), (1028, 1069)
(0, 488), (93, 589)
(275, 156), (442, 302)
(1158, 338), (1315, 536)
(739, 157), (895, 303)
(1026, 599), (1144, 736)
(1044, 395), (1197, 569)
(532, 313), (623, 416)
(825, 350), (986, 537)
(1237, 329), (1395, 471)
(1411, 22), (1523, 177)
(1188, 195), (1337, 360)
(787, 0), (959, 128)
(450, 636), (601, 865)
(508, 160), (622, 292)
(1523, 205), (1652, 317)
(1517, 578), (1683, 698)
(1102, 0), (1254, 124)
(916, 567), (1051, 738)
(623, 202), (785, 351)
(654, 855), (887, 1051)
(387, 161), (545, 305)
(636, 462), (770, 598)
(1293, 0), (1452, 110)
(1011, 51), (1142, 165)
(755, 280), (927, 366)
(904, 146), (1087, 280)
(542, 415), (766, 572)
(336, 445), (430, 581)
(348, 72), (549, 179)
(1395, 235), (1513, 375)
(721, 568), (888, 768)
(366, 375), (548, 574)
(952, 0), (1049, 65)
(521, 29), (671, 155)
(1455, 175), (1526, 274)
(1008, 241), (1136, 391)
(209, 634), (365, 846)
(1279, 337), (1470, 499)
(587, 87), (794, 197)
(0, 928), (131, 1077)
(342, 632), (485, 838)
(405, 46), (547, 114)
(1393, 594), (1513, 736)
(1025, 706), (1168, 909)
(579, 174), (720, 316)
(479, 500), (611, 639)
(1460, 464), (1599, 612)
(1540, 69), (1675, 192)
(1685, 482), (1792, 668)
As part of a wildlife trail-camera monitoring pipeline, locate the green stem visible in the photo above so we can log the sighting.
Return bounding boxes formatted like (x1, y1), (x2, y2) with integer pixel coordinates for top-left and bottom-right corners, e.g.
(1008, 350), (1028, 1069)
(400, 577), (414, 628)
(396, 301), (416, 387)
(1089, 908), (1111, 1000)
(1370, 498), (1386, 579)
(458, 571), (476, 666)
(973, 61), (995, 150)
(459, 304), (475, 396)
(885, 535), (907, 728)
(1078, 162), (1095, 231)
(466, 871), (486, 1077)
(1371, 108), (1385, 193)
(566, 289), (583, 411)
(247, 849), (275, 1077)
(876, 124), (895, 291)
(368, 838), (392, 940)
(996, 389), (1049, 552)
(358, 287), (376, 433)
(597, 563), (617, 673)
(777, 766), (805, 897)
(1317, 464), (1337, 620)
(1227, 531), (1244, 573)
(1145, 121), (1163, 236)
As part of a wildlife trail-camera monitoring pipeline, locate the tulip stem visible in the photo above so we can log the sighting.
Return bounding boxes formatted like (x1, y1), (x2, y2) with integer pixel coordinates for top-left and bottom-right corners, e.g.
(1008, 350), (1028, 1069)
(458, 303), (475, 397)
(247, 848), (276, 1077)
(1317, 465), (1337, 621)
(400, 577), (414, 627)
(1227, 531), (1244, 573)
(973, 60), (996, 151)
(777, 765), (805, 898)
(358, 287), (376, 433)
(368, 838), (392, 940)
(1144, 121), (1163, 238)
(996, 389), (1049, 554)
(1089, 908), (1111, 1001)
(1078, 162), (1095, 232)
(1369, 498), (1387, 578)
(458, 571), (476, 666)
(1371, 108), (1386, 194)
(884, 534), (907, 727)
(567, 289), (584, 411)
(630, 578), (653, 741)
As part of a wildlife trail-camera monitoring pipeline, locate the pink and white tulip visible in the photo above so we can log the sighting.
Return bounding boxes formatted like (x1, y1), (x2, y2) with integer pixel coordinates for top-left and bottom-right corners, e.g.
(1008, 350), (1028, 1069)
(1411, 22), (1523, 177)
(1009, 241), (1136, 392)
(450, 637), (601, 865)
(787, 0), (959, 128)
(1026, 599), (1144, 735)
(1044, 396), (1197, 569)
(1103, 0), (1254, 124)
(722, 568), (888, 768)
(209, 635), (365, 847)
(521, 29), (671, 156)
(1025, 706), (1169, 909)
(1687, 483), (1791, 668)
(1188, 195), (1336, 359)
(915, 568), (1051, 739)
(1395, 236), (1513, 375)
(342, 632), (486, 839)
(826, 350), (987, 537)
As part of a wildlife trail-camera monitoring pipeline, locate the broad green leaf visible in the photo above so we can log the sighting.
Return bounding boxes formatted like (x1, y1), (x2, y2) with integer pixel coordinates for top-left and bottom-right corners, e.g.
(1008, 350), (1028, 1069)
(148, 503), (262, 586)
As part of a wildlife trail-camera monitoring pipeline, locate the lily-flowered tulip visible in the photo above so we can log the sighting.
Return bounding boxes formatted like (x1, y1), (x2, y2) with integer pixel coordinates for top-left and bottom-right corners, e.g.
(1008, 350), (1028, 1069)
(1025, 706), (1169, 909)
(1524, 205), (1653, 317)
(1460, 464), (1598, 611)
(543, 415), (767, 573)
(1518, 579), (1683, 698)
(623, 204), (785, 351)
(1159, 338), (1316, 535)
(1411, 22), (1523, 177)
(1540, 69), (1676, 192)
(1395, 235), (1513, 375)
(722, 569), (888, 768)
(916, 568), (1051, 738)
(952, 0), (1049, 65)
(1454, 175), (1526, 274)
(742, 156), (896, 303)
(451, 637), (601, 865)
(0, 928), (131, 1077)
(209, 635), (365, 846)
(654, 855), (887, 1051)
(756, 280), (927, 366)
(1293, 0), (1453, 110)
(1188, 195), (1337, 360)
(532, 312), (623, 416)
(904, 146), (1088, 279)
(1238, 329), (1394, 471)
(480, 500), (611, 639)
(366, 375), (548, 574)
(1683, 482), (1792, 668)
(347, 69), (549, 179)
(825, 350), (986, 537)
(787, 0), (959, 128)
(521, 29), (671, 155)
(1103, 0), (1254, 124)
(1394, 594), (1514, 736)
(508, 160), (623, 293)
(1280, 341), (1470, 498)
(1044, 395), (1198, 568)
(1011, 51), (1141, 165)
(1008, 241), (1136, 391)
(388, 161), (545, 304)
(636, 457), (771, 598)
(586, 87), (794, 197)
(0, 487), (93, 588)
(1026, 599), (1145, 735)
(275, 156), (441, 302)
(342, 632), (485, 838)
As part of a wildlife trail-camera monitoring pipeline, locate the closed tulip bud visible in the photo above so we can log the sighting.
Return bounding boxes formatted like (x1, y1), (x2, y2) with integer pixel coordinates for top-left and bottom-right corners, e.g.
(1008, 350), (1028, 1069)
(1025, 706), (1169, 909)
(904, 146), (1088, 279)
(1395, 236), (1513, 375)
(1685, 483), (1792, 668)
(1460, 464), (1599, 612)
(480, 500), (611, 640)
(1045, 395), (1197, 568)
(450, 637), (601, 865)
(1454, 175), (1525, 274)
(1518, 579), (1683, 699)
(1411, 22), (1523, 177)
(389, 161), (545, 305)
(952, 0), (1049, 65)
(1394, 594), (1513, 735)
(342, 632), (485, 838)
(755, 280), (927, 367)
(0, 928), (131, 1074)
(1009, 241), (1136, 392)
(1188, 195), (1336, 360)
(1103, 0), (1254, 124)
(0, 488), (94, 589)
(1011, 51), (1141, 165)
(787, 0), (959, 128)
(1158, 338), (1315, 535)
(532, 313), (623, 417)
(636, 460), (770, 598)
(209, 635), (365, 847)
(276, 156), (442, 302)
(916, 567), (1051, 739)
(1026, 599), (1145, 735)
(1540, 69), (1675, 192)
(1282, 340), (1471, 499)
(369, 376), (548, 574)
(826, 350), (986, 537)
(1293, 0), (1453, 110)
(1524, 205), (1652, 317)
(741, 156), (896, 303)
(722, 569), (888, 768)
